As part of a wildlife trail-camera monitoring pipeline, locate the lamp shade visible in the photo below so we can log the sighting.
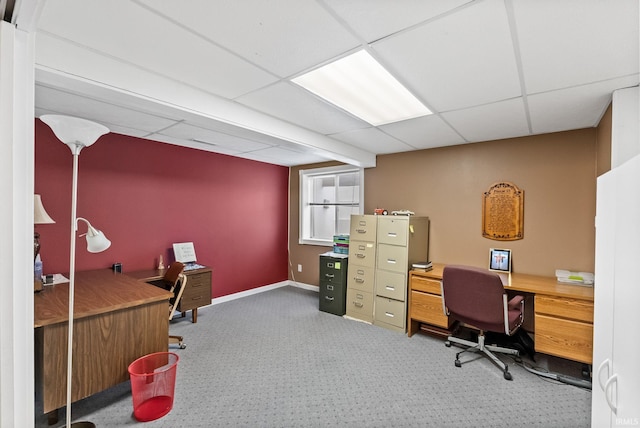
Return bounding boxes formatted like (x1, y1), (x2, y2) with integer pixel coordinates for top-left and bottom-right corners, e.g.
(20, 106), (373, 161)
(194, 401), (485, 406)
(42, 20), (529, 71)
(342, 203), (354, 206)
(34, 194), (55, 224)
(40, 114), (109, 152)
(77, 218), (111, 253)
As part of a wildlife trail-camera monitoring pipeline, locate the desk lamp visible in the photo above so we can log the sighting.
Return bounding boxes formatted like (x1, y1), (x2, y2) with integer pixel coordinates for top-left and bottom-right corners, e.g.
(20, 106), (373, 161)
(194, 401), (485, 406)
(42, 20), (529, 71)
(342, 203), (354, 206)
(34, 194), (55, 259)
(40, 114), (110, 428)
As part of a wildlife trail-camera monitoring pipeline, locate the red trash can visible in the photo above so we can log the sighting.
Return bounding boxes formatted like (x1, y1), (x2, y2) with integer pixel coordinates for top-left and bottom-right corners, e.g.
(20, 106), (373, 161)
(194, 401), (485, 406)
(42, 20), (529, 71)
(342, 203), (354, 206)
(128, 352), (179, 422)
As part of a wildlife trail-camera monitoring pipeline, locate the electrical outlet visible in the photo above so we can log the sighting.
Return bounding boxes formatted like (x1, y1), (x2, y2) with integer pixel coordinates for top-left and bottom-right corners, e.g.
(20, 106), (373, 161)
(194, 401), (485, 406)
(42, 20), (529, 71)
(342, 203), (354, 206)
(297, 264), (302, 272)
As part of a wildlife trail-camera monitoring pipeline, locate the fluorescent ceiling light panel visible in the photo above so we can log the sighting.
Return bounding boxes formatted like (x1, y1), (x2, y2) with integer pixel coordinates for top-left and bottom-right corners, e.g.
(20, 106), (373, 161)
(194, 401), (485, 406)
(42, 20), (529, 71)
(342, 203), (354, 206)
(292, 50), (431, 126)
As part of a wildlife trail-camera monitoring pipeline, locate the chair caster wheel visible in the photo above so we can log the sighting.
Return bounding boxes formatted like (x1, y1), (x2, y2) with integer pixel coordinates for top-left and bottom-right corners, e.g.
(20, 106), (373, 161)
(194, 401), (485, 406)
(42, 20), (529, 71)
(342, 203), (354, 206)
(179, 343), (186, 349)
(445, 341), (451, 347)
(455, 360), (461, 368)
(504, 371), (512, 381)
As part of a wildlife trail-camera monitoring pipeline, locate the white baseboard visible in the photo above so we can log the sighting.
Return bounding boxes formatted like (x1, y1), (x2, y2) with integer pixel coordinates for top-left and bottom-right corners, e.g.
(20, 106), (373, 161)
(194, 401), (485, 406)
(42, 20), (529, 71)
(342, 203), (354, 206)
(205, 280), (317, 307)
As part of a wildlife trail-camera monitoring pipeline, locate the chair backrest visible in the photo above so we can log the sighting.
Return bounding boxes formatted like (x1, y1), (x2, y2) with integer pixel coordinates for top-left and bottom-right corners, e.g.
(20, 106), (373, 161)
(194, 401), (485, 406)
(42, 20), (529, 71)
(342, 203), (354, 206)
(162, 261), (185, 290)
(441, 265), (507, 332)
(169, 273), (187, 320)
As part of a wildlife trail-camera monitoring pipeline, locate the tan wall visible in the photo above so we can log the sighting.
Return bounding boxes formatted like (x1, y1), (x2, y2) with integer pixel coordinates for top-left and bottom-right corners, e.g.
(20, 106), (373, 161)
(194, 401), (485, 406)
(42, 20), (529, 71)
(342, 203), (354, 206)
(290, 127), (607, 286)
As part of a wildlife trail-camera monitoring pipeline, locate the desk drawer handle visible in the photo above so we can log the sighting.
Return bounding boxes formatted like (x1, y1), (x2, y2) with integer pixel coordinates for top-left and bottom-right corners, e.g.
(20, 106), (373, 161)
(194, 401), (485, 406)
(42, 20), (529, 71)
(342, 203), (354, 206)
(353, 302), (364, 308)
(324, 296), (334, 301)
(190, 296), (203, 301)
(385, 312), (395, 318)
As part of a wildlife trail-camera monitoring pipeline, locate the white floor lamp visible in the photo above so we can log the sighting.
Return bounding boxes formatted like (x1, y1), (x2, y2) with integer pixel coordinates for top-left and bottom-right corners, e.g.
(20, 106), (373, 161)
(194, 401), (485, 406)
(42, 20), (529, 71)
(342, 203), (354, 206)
(40, 115), (111, 428)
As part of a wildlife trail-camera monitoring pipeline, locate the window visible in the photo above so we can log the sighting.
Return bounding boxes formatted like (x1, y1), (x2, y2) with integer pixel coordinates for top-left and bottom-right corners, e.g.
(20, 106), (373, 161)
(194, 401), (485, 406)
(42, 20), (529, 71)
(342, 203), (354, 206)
(299, 165), (363, 245)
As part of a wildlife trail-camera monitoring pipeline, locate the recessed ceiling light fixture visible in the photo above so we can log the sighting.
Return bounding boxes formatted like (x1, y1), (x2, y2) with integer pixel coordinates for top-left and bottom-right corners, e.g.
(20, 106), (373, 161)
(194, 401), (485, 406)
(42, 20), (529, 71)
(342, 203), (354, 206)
(292, 50), (432, 126)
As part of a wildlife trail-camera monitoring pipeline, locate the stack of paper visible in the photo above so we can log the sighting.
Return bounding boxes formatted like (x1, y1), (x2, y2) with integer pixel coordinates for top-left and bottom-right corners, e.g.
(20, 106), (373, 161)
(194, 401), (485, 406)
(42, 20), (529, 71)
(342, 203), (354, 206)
(555, 269), (594, 286)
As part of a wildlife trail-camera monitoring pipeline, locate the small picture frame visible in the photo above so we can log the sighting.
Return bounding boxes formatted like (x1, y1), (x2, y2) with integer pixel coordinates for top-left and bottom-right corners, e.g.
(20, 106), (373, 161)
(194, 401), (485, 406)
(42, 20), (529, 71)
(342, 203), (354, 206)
(489, 248), (511, 273)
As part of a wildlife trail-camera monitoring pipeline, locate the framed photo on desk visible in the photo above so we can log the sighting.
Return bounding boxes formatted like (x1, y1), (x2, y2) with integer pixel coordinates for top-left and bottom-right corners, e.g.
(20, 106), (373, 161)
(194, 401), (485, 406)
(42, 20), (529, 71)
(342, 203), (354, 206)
(489, 248), (511, 273)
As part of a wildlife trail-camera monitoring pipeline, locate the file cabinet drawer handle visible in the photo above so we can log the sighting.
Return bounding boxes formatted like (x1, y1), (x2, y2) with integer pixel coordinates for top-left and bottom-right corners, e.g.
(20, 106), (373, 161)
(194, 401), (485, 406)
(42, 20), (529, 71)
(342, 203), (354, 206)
(324, 296), (334, 301)
(386, 259), (397, 264)
(355, 277), (364, 283)
(385, 285), (395, 291)
(356, 253), (366, 258)
(356, 229), (367, 234)
(387, 232), (397, 237)
(385, 312), (395, 318)
(353, 302), (364, 308)
(325, 273), (335, 278)
(356, 293), (363, 299)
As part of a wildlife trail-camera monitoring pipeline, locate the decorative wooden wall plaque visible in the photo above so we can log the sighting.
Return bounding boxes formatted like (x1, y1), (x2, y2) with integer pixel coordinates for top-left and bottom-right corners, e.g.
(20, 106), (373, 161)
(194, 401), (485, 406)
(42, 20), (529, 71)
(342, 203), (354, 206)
(482, 182), (524, 241)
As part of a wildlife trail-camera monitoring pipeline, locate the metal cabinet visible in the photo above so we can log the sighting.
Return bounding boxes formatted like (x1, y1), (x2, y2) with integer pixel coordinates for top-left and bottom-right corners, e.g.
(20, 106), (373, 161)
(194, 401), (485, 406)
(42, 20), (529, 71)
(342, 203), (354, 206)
(319, 253), (348, 316)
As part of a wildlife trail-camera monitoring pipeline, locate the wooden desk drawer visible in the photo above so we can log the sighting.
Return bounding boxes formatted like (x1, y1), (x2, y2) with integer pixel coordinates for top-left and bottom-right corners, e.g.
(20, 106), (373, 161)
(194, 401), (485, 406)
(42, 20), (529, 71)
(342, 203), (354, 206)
(348, 241), (376, 269)
(179, 272), (211, 311)
(376, 270), (406, 301)
(347, 266), (375, 293)
(410, 290), (450, 329)
(535, 314), (593, 364)
(410, 275), (441, 295)
(375, 296), (405, 329)
(536, 295), (594, 323)
(346, 288), (373, 322)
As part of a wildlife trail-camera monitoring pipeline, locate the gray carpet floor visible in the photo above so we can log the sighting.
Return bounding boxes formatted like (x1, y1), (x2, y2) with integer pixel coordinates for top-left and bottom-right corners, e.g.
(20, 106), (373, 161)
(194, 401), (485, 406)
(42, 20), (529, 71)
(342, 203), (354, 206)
(36, 285), (592, 427)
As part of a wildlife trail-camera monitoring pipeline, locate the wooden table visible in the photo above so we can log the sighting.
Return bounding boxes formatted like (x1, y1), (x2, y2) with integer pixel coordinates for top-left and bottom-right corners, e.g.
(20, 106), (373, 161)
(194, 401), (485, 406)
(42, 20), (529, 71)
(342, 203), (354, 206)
(34, 269), (172, 416)
(127, 266), (212, 323)
(408, 263), (595, 364)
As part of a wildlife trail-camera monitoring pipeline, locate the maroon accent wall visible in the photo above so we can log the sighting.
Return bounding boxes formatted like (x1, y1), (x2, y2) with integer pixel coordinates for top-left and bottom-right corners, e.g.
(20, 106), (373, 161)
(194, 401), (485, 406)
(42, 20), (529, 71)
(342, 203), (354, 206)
(34, 119), (289, 298)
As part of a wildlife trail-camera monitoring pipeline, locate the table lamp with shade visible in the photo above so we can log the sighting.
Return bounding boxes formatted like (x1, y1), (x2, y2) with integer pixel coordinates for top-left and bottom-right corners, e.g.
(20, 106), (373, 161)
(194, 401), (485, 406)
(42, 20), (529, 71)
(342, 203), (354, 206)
(40, 114), (110, 428)
(34, 194), (55, 291)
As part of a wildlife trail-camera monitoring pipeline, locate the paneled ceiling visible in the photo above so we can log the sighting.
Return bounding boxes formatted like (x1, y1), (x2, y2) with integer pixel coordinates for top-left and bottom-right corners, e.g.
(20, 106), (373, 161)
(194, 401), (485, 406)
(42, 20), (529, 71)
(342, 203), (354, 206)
(31, 0), (638, 167)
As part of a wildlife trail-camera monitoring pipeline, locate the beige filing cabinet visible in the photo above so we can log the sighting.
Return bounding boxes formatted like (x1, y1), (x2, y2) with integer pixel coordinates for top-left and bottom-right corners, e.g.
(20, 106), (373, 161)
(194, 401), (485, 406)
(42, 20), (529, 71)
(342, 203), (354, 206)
(346, 215), (377, 323)
(374, 215), (430, 333)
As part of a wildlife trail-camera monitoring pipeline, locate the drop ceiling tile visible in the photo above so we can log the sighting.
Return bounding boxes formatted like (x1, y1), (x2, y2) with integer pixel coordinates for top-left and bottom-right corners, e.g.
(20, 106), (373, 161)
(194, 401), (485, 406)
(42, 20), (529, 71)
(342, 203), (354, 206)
(528, 75), (640, 135)
(35, 85), (177, 132)
(372, 0), (521, 112)
(324, 0), (471, 42)
(236, 82), (369, 135)
(331, 128), (413, 154)
(441, 99), (530, 143)
(38, 0), (277, 98)
(158, 122), (273, 152)
(514, 0), (639, 94)
(137, 0), (360, 78)
(380, 114), (466, 149)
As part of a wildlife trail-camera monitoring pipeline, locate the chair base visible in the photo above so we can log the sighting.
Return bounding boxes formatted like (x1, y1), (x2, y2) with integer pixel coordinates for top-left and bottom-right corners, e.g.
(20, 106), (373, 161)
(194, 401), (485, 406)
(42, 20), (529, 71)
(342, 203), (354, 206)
(446, 333), (519, 380)
(169, 335), (186, 349)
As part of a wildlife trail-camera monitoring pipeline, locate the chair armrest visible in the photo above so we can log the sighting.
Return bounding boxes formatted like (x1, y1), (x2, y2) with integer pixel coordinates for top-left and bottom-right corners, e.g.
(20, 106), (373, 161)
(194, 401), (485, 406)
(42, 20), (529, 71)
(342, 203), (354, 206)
(508, 295), (524, 310)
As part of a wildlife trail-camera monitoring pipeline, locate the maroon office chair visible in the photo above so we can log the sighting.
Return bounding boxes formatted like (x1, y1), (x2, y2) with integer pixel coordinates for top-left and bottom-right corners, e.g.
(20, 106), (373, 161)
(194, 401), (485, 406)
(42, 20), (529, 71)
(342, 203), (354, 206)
(441, 265), (525, 380)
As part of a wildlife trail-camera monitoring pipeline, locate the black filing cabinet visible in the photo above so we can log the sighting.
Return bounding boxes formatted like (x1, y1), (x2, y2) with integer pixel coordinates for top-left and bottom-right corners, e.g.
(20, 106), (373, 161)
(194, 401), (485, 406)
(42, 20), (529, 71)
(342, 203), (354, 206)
(319, 253), (348, 315)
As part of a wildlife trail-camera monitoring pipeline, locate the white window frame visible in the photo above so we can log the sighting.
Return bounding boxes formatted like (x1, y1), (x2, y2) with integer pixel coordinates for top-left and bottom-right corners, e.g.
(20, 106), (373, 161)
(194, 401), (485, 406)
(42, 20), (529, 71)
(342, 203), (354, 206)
(299, 165), (364, 246)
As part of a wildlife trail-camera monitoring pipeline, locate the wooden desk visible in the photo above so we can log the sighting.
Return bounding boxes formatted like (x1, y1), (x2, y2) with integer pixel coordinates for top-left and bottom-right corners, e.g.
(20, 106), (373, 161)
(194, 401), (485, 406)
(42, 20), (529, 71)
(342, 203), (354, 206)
(127, 267), (212, 323)
(34, 269), (172, 415)
(407, 263), (594, 364)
